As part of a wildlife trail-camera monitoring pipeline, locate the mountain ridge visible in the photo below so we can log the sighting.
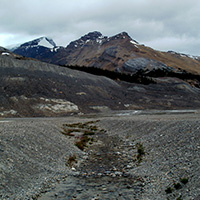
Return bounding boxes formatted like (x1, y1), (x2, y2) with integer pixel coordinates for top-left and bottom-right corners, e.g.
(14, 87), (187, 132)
(9, 31), (200, 92)
(11, 31), (200, 76)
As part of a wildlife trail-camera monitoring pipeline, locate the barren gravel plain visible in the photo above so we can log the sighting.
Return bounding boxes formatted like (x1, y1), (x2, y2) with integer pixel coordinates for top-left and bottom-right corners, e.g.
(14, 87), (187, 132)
(0, 110), (200, 200)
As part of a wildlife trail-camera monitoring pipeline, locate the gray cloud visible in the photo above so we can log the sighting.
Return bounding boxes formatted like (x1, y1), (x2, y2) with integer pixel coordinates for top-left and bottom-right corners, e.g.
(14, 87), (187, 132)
(0, 0), (200, 55)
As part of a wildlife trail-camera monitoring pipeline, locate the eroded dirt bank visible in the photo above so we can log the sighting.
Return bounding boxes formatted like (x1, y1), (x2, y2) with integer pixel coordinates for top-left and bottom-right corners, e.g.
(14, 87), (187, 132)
(0, 111), (200, 199)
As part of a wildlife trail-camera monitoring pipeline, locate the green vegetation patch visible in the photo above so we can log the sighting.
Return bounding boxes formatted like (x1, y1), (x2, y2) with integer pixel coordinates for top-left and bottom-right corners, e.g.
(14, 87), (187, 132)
(174, 182), (182, 190)
(75, 136), (91, 151)
(61, 120), (104, 151)
(180, 177), (189, 184)
(165, 187), (173, 194)
(136, 143), (145, 162)
(165, 176), (189, 197)
(67, 154), (77, 167)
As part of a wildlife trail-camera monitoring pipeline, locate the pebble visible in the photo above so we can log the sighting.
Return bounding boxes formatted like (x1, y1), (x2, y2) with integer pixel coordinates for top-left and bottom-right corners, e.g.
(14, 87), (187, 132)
(115, 171), (123, 176)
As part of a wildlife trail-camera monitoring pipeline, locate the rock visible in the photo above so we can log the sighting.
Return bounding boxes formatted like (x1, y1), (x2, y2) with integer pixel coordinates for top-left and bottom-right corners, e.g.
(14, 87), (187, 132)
(126, 164), (132, 169)
(115, 171), (123, 176)
(101, 47), (118, 58)
(122, 57), (172, 74)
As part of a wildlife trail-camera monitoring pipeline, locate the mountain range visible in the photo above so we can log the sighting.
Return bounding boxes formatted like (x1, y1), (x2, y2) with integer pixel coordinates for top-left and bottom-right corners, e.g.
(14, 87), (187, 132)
(11, 31), (200, 87)
(12, 31), (200, 75)
(1, 31), (200, 117)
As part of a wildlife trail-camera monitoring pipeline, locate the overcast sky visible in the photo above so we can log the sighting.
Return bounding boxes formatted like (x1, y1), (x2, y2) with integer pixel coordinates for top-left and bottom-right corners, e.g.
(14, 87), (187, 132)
(1, 0), (200, 55)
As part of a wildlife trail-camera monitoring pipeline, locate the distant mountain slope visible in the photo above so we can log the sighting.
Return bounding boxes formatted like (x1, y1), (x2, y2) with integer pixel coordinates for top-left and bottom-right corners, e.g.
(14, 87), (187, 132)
(12, 37), (65, 63)
(12, 31), (200, 77)
(1, 46), (200, 117)
(61, 31), (200, 76)
(0, 47), (125, 116)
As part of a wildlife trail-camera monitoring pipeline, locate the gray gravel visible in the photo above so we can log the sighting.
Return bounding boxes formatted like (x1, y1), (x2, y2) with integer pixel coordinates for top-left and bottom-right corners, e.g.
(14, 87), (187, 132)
(0, 111), (200, 200)
(0, 117), (87, 199)
(98, 113), (200, 200)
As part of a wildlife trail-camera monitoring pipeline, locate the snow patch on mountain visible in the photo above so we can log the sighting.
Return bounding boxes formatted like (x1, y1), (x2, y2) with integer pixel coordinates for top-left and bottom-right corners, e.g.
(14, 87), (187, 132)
(168, 51), (200, 60)
(130, 40), (138, 45)
(50, 46), (61, 52)
(1, 52), (10, 56)
(20, 37), (56, 49)
(130, 40), (139, 48)
(38, 37), (55, 48)
(8, 37), (56, 51)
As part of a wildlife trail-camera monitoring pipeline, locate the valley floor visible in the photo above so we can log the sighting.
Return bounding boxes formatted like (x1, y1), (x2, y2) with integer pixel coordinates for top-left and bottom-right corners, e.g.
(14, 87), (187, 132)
(0, 110), (200, 200)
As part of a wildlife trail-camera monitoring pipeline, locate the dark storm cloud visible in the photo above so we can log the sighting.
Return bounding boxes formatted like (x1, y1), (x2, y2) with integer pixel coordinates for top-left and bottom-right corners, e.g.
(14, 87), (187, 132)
(0, 0), (200, 55)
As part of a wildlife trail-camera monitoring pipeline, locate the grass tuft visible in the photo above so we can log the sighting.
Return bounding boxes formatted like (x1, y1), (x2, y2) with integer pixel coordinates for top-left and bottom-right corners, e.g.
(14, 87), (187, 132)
(136, 143), (145, 162)
(62, 120), (104, 151)
(75, 136), (90, 151)
(67, 155), (77, 167)
(83, 130), (95, 136)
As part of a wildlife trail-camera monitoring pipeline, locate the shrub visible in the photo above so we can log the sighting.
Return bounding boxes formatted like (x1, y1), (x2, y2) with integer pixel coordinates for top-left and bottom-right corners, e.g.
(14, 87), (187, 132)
(67, 155), (77, 167)
(180, 177), (189, 184)
(165, 187), (173, 194)
(174, 182), (182, 190)
(136, 143), (145, 162)
(137, 143), (145, 155)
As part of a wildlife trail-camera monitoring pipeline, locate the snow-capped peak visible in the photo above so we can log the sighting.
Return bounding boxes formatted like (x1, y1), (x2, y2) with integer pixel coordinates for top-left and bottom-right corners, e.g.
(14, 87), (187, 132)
(7, 37), (56, 51)
(37, 37), (56, 48)
(20, 37), (56, 49)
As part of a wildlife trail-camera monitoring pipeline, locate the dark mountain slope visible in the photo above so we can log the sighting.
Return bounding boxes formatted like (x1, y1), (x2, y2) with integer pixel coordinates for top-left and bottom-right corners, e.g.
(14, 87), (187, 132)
(12, 37), (65, 64)
(0, 51), (123, 116)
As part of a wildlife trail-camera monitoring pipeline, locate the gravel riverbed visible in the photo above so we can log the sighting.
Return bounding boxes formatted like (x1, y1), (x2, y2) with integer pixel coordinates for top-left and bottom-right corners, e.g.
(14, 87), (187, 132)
(0, 111), (200, 200)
